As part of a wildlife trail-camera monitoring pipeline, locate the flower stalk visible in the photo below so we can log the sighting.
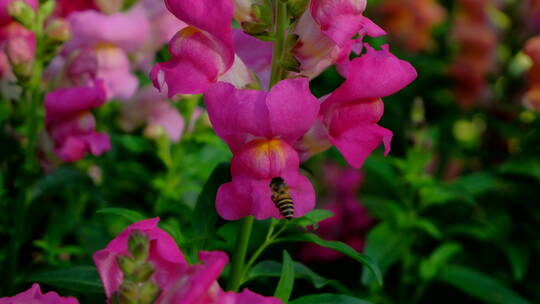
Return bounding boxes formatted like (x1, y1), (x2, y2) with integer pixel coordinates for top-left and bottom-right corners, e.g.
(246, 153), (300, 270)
(269, 0), (289, 88)
(227, 215), (254, 291)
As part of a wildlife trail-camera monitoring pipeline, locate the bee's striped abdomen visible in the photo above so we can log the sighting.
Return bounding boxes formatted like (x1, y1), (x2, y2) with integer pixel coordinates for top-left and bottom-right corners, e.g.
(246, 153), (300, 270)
(270, 177), (295, 220)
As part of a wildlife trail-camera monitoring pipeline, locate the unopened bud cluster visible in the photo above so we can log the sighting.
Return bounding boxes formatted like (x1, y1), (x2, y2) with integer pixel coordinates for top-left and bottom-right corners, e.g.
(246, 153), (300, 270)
(110, 230), (160, 304)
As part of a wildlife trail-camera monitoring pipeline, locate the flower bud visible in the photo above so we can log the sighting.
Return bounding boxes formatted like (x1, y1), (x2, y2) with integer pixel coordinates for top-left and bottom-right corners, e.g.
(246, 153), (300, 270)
(138, 282), (160, 304)
(45, 19), (70, 43)
(127, 230), (150, 262)
(241, 21), (268, 35)
(116, 255), (137, 276)
(6, 36), (34, 78)
(287, 0), (309, 18)
(8, 0), (35, 29)
(131, 262), (154, 283)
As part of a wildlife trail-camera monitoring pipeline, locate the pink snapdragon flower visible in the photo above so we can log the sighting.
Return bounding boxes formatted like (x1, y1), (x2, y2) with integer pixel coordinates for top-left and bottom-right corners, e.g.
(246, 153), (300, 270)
(120, 86), (185, 142)
(204, 78), (319, 220)
(297, 44), (417, 168)
(61, 8), (150, 100)
(44, 80), (111, 162)
(94, 218), (282, 304)
(293, 0), (386, 78)
(0, 283), (79, 304)
(299, 164), (373, 262)
(151, 0), (253, 97)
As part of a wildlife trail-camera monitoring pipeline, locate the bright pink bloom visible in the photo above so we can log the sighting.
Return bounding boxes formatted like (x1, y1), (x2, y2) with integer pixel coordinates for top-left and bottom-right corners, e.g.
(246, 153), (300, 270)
(94, 218), (282, 304)
(120, 86), (185, 142)
(0, 283), (79, 304)
(299, 164), (373, 262)
(44, 80), (110, 162)
(62, 8), (150, 100)
(204, 78), (319, 220)
(0, 0), (38, 26)
(294, 0), (385, 78)
(314, 44), (417, 168)
(152, 0), (253, 97)
(93, 218), (187, 299)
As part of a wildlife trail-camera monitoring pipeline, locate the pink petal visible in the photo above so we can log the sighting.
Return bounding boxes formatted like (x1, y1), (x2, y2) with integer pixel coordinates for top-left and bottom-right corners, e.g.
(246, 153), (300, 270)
(310, 0), (367, 46)
(151, 27), (226, 97)
(95, 47), (138, 100)
(0, 283), (79, 304)
(164, 0), (233, 48)
(44, 80), (106, 123)
(204, 82), (270, 152)
(322, 44), (417, 109)
(226, 289), (283, 304)
(83, 132), (111, 156)
(265, 78), (320, 143)
(330, 124), (393, 168)
(231, 139), (300, 179)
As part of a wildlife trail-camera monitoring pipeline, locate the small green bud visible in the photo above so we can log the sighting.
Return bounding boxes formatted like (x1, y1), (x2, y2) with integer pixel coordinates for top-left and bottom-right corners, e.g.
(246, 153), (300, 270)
(116, 255), (137, 277)
(8, 1), (35, 29)
(132, 263), (155, 283)
(128, 230), (150, 262)
(287, 0), (309, 18)
(241, 21), (268, 35)
(118, 281), (139, 304)
(45, 19), (70, 43)
(38, 0), (55, 21)
(251, 4), (272, 25)
(139, 282), (160, 304)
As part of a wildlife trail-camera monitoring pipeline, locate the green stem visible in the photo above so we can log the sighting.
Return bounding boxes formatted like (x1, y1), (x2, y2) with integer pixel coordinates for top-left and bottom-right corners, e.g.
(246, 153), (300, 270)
(227, 216), (254, 291)
(268, 0), (288, 88)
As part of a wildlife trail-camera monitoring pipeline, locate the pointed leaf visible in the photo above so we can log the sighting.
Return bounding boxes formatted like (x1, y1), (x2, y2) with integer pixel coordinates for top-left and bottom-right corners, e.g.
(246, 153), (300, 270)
(279, 233), (382, 285)
(96, 208), (145, 223)
(26, 266), (104, 294)
(274, 251), (295, 302)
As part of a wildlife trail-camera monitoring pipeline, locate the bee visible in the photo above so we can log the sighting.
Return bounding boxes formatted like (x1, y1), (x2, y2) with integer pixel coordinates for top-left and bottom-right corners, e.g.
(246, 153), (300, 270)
(269, 177), (294, 220)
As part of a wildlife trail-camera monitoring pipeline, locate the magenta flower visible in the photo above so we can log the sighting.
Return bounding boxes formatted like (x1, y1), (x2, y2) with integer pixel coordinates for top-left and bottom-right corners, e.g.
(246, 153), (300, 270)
(120, 86), (185, 142)
(232, 29), (273, 89)
(62, 8), (150, 100)
(44, 80), (111, 162)
(94, 218), (282, 304)
(293, 0), (385, 78)
(151, 0), (254, 97)
(204, 78), (319, 220)
(297, 44), (417, 168)
(0, 283), (79, 304)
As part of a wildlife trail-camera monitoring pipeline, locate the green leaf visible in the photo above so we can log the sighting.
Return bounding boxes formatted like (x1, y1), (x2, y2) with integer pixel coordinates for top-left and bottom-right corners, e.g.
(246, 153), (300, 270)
(27, 266), (104, 294)
(437, 265), (531, 304)
(279, 233), (382, 286)
(246, 260), (351, 293)
(412, 218), (442, 239)
(361, 223), (410, 285)
(192, 163), (231, 237)
(290, 294), (372, 304)
(288, 209), (334, 229)
(498, 160), (540, 181)
(96, 208), (145, 223)
(419, 183), (476, 208)
(274, 251), (295, 303)
(420, 243), (462, 280)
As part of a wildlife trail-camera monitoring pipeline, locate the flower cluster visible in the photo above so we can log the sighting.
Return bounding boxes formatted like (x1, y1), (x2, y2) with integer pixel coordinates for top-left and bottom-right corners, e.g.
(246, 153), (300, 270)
(94, 218), (282, 304)
(449, 0), (497, 109)
(152, 0), (416, 220)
